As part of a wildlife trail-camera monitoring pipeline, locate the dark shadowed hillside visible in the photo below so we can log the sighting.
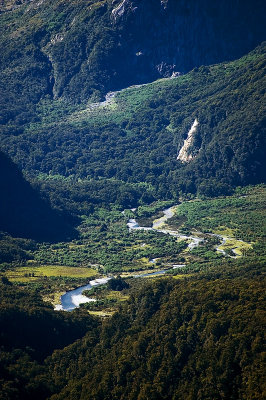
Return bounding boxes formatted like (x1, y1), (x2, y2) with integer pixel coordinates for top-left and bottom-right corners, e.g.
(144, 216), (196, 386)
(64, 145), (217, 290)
(0, 151), (77, 241)
(0, 0), (265, 205)
(0, 280), (98, 399)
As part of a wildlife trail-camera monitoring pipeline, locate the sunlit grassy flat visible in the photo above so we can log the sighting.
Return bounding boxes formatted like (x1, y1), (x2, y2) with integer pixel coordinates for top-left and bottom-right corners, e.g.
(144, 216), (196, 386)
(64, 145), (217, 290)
(6, 265), (97, 282)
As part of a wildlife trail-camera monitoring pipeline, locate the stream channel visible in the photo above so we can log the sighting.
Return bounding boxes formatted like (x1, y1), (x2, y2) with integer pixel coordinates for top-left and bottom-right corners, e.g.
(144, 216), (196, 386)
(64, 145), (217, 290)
(55, 205), (228, 311)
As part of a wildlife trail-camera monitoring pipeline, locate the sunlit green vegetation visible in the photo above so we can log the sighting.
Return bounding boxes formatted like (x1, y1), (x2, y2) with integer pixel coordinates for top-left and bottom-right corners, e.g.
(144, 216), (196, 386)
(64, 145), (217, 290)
(174, 185), (265, 242)
(33, 218), (188, 273)
(6, 265), (97, 282)
(81, 285), (130, 313)
(0, 2), (265, 399)
(1, 44), (265, 212)
(1, 184), (264, 313)
(218, 237), (252, 256)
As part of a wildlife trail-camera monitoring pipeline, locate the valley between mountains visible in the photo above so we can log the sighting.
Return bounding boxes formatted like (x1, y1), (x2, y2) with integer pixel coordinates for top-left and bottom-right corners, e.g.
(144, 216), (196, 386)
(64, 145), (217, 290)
(0, 1), (265, 399)
(3, 185), (263, 315)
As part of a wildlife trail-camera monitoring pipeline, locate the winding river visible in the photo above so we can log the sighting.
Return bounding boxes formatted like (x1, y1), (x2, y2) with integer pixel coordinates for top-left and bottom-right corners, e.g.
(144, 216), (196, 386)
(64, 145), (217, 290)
(127, 205), (204, 249)
(128, 206), (239, 256)
(55, 270), (172, 311)
(55, 278), (111, 311)
(55, 205), (235, 311)
(55, 206), (198, 311)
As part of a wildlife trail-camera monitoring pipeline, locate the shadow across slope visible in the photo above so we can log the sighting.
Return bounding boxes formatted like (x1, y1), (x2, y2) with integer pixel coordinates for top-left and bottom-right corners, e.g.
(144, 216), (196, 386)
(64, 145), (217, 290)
(0, 151), (78, 242)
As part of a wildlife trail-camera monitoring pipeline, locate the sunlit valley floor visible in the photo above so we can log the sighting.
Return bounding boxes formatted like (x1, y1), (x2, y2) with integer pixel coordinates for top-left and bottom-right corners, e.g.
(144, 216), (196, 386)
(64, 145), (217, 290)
(0, 3), (265, 396)
(2, 184), (265, 315)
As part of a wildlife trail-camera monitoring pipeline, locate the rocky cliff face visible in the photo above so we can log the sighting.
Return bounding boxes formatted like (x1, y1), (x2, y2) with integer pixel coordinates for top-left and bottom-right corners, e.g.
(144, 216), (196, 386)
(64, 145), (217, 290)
(0, 0), (265, 111)
(109, 0), (266, 82)
(177, 119), (199, 163)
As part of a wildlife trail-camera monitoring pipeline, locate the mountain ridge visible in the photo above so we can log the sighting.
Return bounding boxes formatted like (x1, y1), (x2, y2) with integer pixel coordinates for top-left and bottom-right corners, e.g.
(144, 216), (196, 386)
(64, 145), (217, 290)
(1, 43), (265, 209)
(0, 3), (265, 398)
(0, 0), (265, 121)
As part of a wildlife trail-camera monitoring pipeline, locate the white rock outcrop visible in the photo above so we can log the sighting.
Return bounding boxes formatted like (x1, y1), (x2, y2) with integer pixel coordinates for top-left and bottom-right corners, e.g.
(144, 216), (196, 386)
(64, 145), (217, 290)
(112, 0), (137, 21)
(177, 118), (199, 162)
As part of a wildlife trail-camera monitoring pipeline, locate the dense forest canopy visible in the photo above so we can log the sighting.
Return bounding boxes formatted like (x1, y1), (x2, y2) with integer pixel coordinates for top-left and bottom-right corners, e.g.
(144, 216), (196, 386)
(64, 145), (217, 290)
(0, 0), (265, 399)
(0, 44), (265, 219)
(0, 0), (265, 209)
(0, 0), (265, 110)
(0, 260), (265, 400)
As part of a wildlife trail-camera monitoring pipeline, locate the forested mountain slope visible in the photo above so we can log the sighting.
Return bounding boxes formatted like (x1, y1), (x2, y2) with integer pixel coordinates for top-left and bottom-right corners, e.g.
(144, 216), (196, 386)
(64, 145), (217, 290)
(1, 260), (263, 400)
(1, 43), (265, 210)
(48, 268), (265, 400)
(0, 2), (265, 399)
(0, 151), (77, 241)
(0, 0), (265, 117)
(0, 279), (99, 400)
(0, 0), (265, 207)
(0, 184), (265, 399)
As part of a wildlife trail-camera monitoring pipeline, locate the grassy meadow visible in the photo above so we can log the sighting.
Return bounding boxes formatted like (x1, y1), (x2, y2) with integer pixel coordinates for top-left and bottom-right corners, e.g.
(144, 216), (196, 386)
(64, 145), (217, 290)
(6, 265), (97, 282)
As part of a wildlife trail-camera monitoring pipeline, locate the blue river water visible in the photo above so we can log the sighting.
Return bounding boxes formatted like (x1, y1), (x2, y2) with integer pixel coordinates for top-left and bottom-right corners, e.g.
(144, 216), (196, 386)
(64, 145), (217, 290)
(55, 278), (111, 311)
(55, 271), (169, 311)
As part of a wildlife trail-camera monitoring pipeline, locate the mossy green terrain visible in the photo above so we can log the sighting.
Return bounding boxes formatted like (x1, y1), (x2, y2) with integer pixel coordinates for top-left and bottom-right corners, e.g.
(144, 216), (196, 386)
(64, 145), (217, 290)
(6, 264), (97, 282)
(174, 185), (265, 242)
(4, 265), (98, 306)
(81, 282), (130, 314)
(218, 238), (252, 256)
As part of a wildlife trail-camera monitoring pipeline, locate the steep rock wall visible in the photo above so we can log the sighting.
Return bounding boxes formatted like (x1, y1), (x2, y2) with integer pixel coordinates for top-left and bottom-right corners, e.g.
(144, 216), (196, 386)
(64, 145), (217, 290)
(0, 0), (265, 108)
